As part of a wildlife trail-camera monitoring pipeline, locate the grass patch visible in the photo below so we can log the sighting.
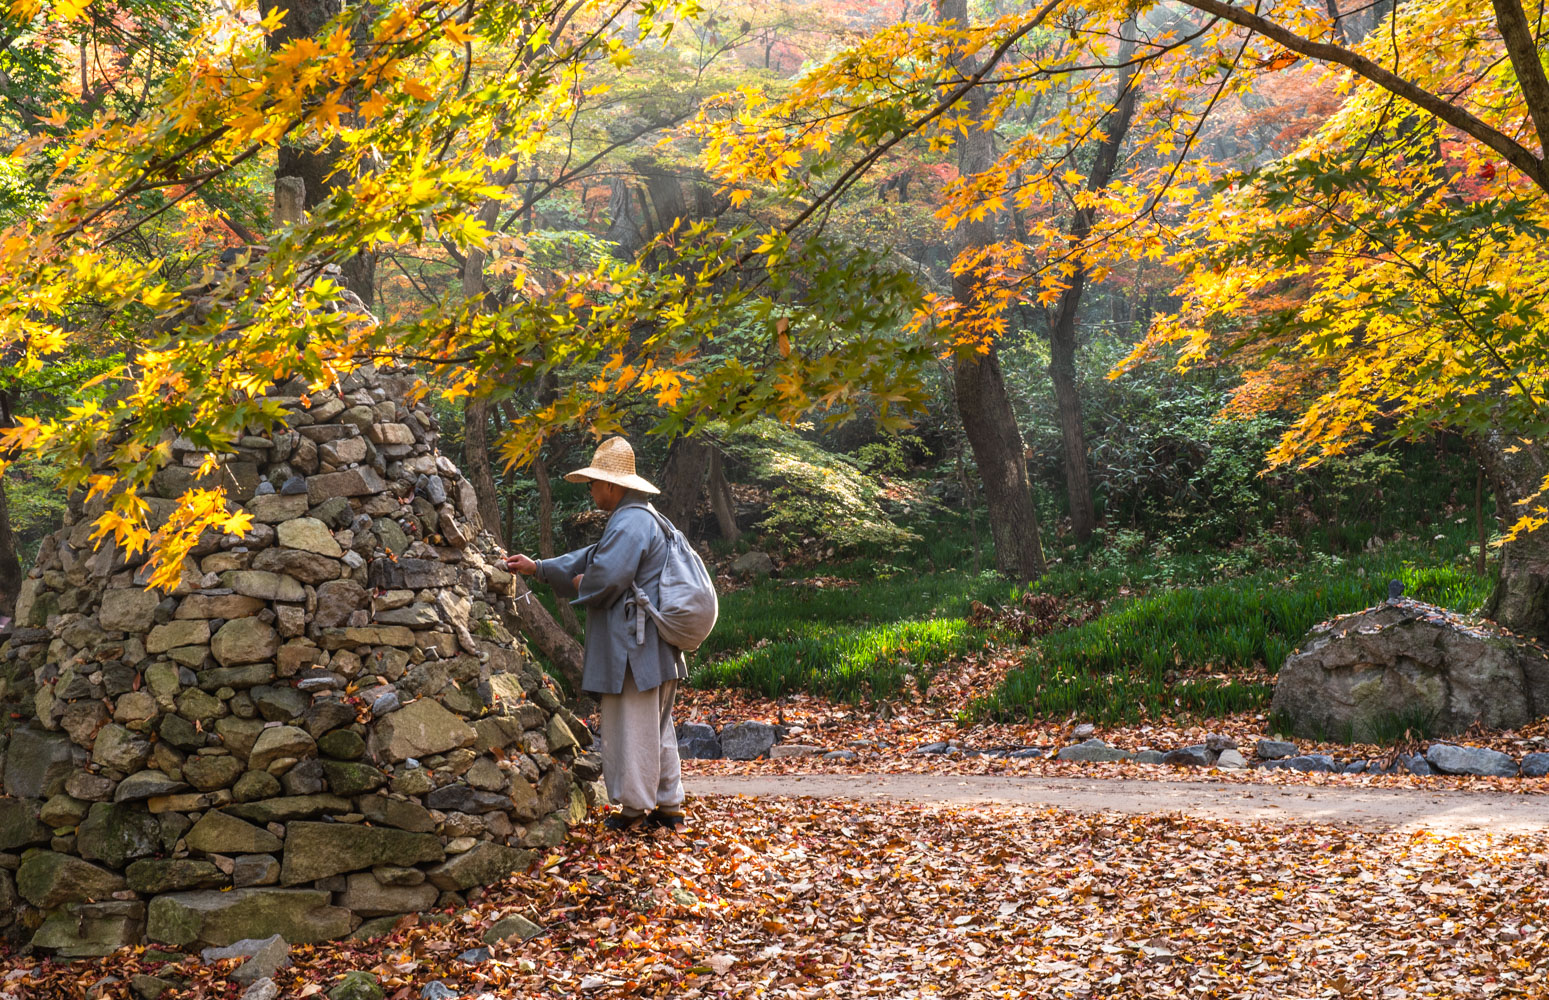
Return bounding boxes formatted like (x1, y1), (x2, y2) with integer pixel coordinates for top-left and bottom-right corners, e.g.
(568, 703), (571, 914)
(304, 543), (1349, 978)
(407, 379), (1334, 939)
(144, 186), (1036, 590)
(689, 564), (1017, 701)
(977, 544), (1493, 725)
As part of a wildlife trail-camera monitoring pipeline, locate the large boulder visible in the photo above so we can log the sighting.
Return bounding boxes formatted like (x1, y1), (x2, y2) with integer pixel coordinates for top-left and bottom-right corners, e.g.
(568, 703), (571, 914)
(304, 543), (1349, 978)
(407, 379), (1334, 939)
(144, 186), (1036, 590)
(1272, 600), (1549, 741)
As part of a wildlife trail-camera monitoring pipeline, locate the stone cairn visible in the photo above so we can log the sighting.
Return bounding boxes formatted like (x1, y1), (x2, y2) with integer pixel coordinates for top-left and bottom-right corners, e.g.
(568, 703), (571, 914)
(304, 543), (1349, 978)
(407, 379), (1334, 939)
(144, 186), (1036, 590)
(0, 364), (601, 957)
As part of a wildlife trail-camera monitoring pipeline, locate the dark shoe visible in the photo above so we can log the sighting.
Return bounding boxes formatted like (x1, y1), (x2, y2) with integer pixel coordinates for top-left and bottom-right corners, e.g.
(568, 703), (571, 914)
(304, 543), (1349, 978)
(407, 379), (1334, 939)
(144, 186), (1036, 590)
(604, 812), (646, 832)
(647, 809), (687, 833)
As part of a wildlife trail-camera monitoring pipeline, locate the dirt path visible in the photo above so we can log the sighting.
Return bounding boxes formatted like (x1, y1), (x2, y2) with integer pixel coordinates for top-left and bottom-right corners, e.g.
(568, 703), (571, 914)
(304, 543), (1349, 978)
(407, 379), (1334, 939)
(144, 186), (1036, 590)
(686, 773), (1549, 835)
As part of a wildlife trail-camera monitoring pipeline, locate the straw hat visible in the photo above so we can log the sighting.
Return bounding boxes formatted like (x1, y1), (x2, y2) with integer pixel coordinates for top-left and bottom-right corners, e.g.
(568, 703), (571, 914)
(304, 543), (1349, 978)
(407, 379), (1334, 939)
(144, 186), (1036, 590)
(563, 436), (659, 495)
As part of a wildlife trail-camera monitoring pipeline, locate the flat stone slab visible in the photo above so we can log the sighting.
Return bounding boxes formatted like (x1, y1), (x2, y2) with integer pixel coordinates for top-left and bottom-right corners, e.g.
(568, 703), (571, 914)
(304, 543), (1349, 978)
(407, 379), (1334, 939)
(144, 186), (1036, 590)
(147, 888), (356, 948)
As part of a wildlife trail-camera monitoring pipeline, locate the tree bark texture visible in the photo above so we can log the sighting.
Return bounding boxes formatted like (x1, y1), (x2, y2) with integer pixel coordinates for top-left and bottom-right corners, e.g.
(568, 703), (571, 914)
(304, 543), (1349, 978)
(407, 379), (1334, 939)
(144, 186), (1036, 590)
(657, 437), (712, 532)
(1045, 27), (1140, 543)
(257, 0), (374, 304)
(708, 447), (741, 543)
(0, 478), (22, 617)
(1478, 434), (1549, 644)
(939, 0), (1045, 581)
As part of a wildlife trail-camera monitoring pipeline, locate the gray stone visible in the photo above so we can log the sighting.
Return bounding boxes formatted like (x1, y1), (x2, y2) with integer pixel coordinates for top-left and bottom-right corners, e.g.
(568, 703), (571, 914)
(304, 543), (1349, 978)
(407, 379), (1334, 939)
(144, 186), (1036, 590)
(281, 520), (348, 560)
(243, 980), (280, 1000)
(125, 858), (228, 893)
(280, 822), (444, 884)
(1425, 743), (1519, 777)
(426, 782), (511, 814)
(369, 698), (476, 762)
(5, 727), (79, 798)
(315, 579), (369, 628)
(184, 754), (245, 791)
(1255, 739), (1298, 760)
(358, 795), (436, 833)
(822, 750), (858, 763)
(1056, 738), (1129, 763)
(1215, 749), (1248, 769)
(252, 685), (309, 722)
(17, 851), (126, 907)
(424, 842), (533, 891)
(100, 588), (162, 632)
(212, 617), (280, 667)
(77, 802), (161, 867)
(68, 771), (118, 801)
(248, 725), (317, 771)
(719, 721), (778, 760)
(32, 899), (146, 957)
(1204, 733), (1238, 752)
(93, 723), (152, 771)
(247, 494), (310, 523)
(179, 593), (269, 619)
(147, 888), (355, 947)
(186, 810), (283, 854)
(233, 770), (283, 802)
(1402, 753), (1434, 776)
(202, 934), (290, 985)
(730, 551), (774, 578)
(1129, 749), (1164, 764)
(421, 984), (458, 1000)
(222, 570), (307, 603)
(307, 467), (387, 505)
(678, 736), (722, 760)
(0, 798), (50, 850)
(484, 913), (544, 945)
(1272, 601), (1549, 740)
(321, 760), (385, 796)
(318, 728), (366, 760)
(114, 770), (189, 802)
(1162, 746), (1216, 767)
(1522, 752), (1549, 778)
(147, 619), (212, 653)
(233, 853), (281, 887)
(225, 794), (351, 824)
(338, 872), (439, 917)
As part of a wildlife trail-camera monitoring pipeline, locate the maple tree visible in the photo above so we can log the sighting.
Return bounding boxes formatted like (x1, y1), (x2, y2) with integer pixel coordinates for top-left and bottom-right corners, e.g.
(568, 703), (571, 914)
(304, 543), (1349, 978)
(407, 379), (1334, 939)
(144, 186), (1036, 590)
(692, 0), (1549, 610)
(0, 0), (931, 595)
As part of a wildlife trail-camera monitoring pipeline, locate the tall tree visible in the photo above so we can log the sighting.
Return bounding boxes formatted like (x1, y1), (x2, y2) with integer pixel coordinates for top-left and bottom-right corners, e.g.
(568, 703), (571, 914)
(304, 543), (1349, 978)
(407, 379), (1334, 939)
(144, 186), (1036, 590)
(1045, 24), (1140, 543)
(939, 0), (1045, 581)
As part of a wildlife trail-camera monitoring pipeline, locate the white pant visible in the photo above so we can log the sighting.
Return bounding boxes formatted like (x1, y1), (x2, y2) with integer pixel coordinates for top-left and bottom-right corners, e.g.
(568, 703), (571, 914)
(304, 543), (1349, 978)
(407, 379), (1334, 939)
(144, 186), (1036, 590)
(599, 669), (684, 816)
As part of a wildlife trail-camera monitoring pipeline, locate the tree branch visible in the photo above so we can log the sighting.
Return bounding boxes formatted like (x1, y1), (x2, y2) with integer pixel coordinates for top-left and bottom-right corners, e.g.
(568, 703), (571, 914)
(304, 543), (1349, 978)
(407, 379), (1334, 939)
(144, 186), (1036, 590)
(1179, 0), (1549, 192)
(1490, 0), (1549, 156)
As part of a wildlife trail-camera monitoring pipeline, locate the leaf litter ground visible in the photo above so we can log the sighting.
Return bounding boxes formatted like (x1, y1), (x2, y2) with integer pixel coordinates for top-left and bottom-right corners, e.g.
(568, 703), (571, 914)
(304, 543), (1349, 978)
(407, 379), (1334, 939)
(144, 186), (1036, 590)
(9, 799), (1546, 999)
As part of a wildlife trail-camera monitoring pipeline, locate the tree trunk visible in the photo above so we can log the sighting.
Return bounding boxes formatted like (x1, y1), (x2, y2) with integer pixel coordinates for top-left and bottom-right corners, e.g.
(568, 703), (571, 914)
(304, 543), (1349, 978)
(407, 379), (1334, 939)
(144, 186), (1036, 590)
(1479, 434), (1549, 643)
(657, 438), (712, 531)
(1045, 27), (1140, 543)
(530, 442), (582, 636)
(0, 478), (22, 617)
(258, 0), (375, 305)
(708, 447), (741, 543)
(939, 0), (1045, 581)
(460, 398), (505, 540)
(503, 575), (586, 695)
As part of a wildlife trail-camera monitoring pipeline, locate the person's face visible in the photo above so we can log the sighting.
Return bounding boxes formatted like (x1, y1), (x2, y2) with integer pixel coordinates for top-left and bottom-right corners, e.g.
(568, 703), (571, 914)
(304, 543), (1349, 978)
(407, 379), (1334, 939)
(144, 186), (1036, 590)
(589, 478), (625, 511)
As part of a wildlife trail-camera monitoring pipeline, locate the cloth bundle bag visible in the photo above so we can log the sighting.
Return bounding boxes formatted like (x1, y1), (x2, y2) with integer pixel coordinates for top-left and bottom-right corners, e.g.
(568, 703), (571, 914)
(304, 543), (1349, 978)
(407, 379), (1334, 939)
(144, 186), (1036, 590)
(629, 504), (718, 652)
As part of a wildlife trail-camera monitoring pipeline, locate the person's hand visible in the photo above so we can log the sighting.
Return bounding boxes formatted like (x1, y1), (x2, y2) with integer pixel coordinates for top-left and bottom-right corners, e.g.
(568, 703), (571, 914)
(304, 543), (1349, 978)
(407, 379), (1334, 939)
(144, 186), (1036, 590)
(506, 553), (538, 575)
(573, 574), (584, 592)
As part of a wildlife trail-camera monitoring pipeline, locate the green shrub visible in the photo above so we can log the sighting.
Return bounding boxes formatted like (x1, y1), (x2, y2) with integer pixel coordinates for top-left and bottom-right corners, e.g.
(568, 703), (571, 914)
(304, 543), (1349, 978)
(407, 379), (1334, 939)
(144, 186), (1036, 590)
(978, 547), (1493, 724)
(721, 419), (924, 551)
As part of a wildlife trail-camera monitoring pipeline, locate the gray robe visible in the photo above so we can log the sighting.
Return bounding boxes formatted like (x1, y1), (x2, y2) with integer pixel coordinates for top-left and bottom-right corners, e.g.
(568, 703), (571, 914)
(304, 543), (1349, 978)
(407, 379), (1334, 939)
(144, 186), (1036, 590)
(534, 495), (688, 695)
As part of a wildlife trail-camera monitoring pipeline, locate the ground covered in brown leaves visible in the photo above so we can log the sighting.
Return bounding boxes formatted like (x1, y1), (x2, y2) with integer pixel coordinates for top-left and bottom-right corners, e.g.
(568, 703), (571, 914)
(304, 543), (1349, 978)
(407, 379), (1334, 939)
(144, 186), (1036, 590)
(10, 798), (1548, 999)
(674, 690), (1549, 796)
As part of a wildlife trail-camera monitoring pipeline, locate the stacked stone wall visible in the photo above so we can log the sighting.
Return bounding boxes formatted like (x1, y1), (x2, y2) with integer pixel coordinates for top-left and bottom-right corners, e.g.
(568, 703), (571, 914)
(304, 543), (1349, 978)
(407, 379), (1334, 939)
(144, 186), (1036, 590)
(0, 365), (599, 957)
